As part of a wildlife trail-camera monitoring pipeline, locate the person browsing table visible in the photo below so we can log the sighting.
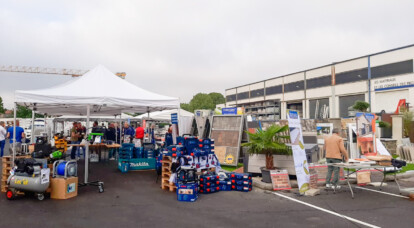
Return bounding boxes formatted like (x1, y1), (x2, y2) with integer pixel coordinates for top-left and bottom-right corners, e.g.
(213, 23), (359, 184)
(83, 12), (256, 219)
(324, 128), (349, 190)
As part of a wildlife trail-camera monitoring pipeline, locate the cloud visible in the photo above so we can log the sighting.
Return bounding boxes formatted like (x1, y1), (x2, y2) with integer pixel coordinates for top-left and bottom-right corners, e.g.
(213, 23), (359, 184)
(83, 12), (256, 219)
(1, 0), (414, 109)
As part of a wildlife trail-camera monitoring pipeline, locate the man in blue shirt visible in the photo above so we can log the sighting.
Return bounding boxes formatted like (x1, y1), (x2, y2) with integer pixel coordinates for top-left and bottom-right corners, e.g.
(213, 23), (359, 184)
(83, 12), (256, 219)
(122, 122), (135, 143)
(7, 120), (25, 143)
(7, 120), (25, 154)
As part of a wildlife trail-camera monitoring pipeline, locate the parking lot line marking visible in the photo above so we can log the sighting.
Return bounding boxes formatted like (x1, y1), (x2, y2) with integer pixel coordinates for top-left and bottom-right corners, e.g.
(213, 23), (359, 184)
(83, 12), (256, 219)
(354, 186), (409, 199)
(271, 192), (381, 228)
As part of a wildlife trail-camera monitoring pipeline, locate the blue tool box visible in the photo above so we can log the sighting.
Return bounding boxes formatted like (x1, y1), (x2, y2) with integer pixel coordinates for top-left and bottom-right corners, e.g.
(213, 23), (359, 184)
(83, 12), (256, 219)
(177, 183), (198, 202)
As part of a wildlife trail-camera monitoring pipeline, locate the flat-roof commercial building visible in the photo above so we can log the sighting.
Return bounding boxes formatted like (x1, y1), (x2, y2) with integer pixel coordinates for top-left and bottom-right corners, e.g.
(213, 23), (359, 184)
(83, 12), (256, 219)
(225, 44), (414, 120)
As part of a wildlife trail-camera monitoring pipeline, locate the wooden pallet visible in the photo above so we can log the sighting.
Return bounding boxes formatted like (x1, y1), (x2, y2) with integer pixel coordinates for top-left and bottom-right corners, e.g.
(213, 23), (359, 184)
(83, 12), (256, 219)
(161, 183), (177, 192)
(161, 156), (176, 192)
(1, 155), (31, 193)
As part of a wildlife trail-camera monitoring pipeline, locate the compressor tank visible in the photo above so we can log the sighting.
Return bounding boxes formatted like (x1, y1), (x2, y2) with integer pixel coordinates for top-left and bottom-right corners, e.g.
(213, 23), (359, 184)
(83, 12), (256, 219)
(8, 173), (49, 192)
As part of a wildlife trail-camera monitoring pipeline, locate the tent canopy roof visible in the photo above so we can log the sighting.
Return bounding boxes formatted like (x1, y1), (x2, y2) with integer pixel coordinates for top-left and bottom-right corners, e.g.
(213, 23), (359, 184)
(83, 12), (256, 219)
(15, 65), (179, 115)
(135, 109), (194, 121)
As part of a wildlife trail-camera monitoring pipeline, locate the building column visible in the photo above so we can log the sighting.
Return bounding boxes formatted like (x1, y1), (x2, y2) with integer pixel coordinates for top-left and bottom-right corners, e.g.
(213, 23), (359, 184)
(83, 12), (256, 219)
(391, 115), (404, 145)
(281, 102), (287, 119)
(303, 100), (308, 119)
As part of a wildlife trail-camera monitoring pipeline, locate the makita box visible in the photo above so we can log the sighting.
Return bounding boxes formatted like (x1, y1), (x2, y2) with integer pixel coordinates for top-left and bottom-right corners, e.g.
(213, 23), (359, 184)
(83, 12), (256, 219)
(219, 180), (232, 191)
(177, 183), (198, 202)
(118, 160), (130, 173)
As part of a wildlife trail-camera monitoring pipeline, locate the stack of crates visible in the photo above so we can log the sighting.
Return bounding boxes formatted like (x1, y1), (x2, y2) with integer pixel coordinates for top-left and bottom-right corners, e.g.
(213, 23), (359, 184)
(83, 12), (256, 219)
(229, 172), (253, 192)
(166, 145), (185, 157)
(218, 179), (232, 191)
(119, 143), (134, 159)
(197, 138), (215, 154)
(199, 174), (220, 194)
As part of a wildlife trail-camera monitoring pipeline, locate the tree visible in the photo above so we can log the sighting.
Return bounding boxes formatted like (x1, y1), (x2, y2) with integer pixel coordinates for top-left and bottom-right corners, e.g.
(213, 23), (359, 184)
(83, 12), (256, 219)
(0, 96), (5, 114)
(188, 93), (215, 112)
(241, 125), (291, 170)
(353, 100), (370, 112)
(180, 103), (191, 112)
(401, 108), (414, 137)
(15, 105), (44, 118)
(208, 92), (225, 106)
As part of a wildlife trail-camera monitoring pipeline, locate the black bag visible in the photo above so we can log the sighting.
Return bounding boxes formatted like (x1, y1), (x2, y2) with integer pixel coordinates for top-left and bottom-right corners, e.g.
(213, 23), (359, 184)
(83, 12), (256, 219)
(391, 159), (406, 168)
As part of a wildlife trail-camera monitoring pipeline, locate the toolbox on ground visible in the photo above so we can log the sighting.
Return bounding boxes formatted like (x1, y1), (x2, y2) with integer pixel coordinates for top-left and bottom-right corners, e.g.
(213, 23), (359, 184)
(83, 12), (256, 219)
(177, 183), (198, 202)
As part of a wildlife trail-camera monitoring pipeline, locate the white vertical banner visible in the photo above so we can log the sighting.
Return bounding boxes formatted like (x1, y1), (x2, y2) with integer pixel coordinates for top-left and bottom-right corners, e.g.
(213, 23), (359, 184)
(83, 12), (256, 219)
(171, 113), (178, 145)
(287, 110), (310, 194)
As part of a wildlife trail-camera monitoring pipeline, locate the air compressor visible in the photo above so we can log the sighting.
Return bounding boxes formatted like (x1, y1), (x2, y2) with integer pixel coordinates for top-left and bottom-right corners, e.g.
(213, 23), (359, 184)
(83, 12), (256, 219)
(6, 158), (50, 201)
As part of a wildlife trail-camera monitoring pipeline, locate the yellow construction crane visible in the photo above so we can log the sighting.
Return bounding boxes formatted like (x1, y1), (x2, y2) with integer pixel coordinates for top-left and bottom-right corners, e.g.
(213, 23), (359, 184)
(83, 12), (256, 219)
(0, 65), (126, 78)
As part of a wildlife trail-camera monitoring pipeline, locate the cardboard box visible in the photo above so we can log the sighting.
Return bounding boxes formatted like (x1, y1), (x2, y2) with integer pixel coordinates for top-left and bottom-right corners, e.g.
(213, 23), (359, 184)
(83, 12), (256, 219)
(50, 177), (78, 199)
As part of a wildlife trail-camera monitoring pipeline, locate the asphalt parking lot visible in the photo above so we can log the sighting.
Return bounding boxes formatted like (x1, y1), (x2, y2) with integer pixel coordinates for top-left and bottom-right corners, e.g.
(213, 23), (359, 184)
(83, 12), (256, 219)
(0, 144), (413, 228)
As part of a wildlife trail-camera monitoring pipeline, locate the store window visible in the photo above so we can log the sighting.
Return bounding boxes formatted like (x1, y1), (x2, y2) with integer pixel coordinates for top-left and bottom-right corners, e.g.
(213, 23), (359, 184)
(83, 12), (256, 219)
(237, 91), (249, 100)
(339, 94), (365, 118)
(284, 81), (305, 93)
(265, 85), (283, 95)
(309, 98), (330, 119)
(250, 88), (264, 98)
(335, 68), (368, 84)
(287, 102), (303, 117)
(306, 75), (332, 89)
(226, 94), (236, 102)
(371, 59), (413, 79)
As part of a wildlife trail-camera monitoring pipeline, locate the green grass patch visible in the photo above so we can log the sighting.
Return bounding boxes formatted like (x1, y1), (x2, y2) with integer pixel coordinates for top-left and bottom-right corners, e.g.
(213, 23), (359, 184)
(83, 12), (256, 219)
(397, 163), (414, 174)
(221, 163), (243, 172)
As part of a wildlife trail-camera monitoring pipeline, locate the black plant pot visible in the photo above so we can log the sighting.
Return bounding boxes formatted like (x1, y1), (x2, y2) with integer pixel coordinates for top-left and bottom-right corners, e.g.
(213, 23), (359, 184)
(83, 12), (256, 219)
(260, 167), (272, 183)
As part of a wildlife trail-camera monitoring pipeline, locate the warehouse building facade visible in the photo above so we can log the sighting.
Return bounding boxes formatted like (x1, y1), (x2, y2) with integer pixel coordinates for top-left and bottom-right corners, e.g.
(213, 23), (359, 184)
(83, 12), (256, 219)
(225, 44), (414, 120)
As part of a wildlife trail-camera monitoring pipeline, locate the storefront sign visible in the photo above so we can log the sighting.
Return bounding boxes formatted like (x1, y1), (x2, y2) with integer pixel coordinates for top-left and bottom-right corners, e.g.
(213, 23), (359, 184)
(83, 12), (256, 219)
(222, 107), (238, 115)
(373, 74), (414, 91)
(287, 110), (310, 194)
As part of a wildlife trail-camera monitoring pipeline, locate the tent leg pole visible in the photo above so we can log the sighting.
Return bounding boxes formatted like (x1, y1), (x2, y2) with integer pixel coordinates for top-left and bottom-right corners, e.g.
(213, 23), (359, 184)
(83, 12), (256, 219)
(79, 104), (104, 193)
(31, 110), (35, 143)
(85, 105), (90, 183)
(12, 103), (17, 166)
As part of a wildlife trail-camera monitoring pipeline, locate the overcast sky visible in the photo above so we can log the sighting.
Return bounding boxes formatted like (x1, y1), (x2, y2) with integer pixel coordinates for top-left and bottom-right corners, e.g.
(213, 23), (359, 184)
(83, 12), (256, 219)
(1, 0), (414, 109)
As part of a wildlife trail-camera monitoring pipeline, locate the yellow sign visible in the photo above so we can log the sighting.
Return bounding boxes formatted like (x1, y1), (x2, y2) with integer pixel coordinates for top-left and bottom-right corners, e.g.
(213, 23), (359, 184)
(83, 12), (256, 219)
(225, 154), (235, 164)
(14, 179), (28, 185)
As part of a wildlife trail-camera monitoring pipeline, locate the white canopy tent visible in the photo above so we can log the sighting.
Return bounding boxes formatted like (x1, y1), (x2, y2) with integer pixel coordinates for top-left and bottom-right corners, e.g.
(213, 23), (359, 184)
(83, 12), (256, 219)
(134, 109), (194, 136)
(12, 65), (179, 188)
(135, 108), (193, 121)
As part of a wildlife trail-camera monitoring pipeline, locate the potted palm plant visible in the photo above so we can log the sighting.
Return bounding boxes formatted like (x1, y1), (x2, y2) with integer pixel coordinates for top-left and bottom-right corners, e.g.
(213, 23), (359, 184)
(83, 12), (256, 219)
(241, 124), (291, 183)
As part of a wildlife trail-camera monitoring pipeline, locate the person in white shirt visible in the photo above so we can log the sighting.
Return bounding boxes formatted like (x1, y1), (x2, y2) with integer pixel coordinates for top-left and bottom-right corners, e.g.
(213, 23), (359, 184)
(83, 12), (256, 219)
(0, 121), (7, 157)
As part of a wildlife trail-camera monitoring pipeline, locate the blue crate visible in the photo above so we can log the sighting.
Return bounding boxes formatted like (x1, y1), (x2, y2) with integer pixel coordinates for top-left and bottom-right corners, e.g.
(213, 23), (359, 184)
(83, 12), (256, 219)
(177, 183), (198, 202)
(242, 173), (252, 181)
(229, 172), (244, 180)
(134, 147), (143, 158)
(241, 180), (252, 186)
(219, 180), (232, 191)
(121, 143), (135, 148)
(200, 186), (220, 194)
(118, 160), (130, 173)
